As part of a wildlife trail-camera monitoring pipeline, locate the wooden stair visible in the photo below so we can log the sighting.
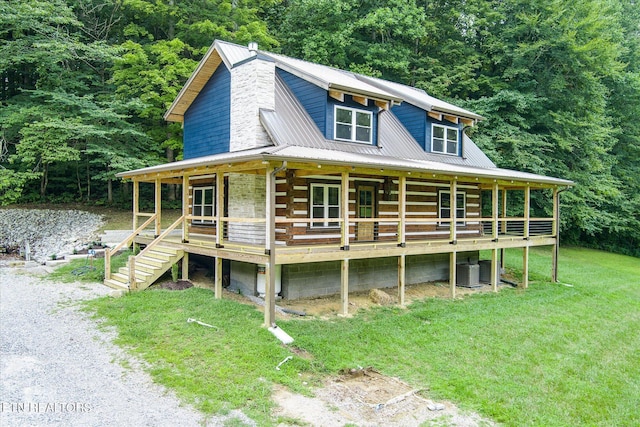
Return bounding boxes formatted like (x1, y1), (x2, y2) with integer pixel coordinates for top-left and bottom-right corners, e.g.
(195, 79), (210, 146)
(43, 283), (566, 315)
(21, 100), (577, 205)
(104, 244), (184, 291)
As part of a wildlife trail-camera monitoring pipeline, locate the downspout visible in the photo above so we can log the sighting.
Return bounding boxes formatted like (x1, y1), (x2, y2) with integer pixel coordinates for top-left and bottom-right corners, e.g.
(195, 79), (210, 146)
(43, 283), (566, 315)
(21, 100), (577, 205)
(272, 161), (287, 177)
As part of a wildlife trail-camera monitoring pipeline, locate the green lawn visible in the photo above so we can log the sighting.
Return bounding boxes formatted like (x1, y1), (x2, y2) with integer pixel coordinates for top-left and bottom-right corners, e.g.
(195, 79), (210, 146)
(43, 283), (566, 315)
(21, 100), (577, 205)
(84, 247), (640, 426)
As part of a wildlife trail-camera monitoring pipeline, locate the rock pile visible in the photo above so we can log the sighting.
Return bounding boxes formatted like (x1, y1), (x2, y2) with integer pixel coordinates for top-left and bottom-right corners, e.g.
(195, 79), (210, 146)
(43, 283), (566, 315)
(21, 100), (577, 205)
(0, 209), (104, 263)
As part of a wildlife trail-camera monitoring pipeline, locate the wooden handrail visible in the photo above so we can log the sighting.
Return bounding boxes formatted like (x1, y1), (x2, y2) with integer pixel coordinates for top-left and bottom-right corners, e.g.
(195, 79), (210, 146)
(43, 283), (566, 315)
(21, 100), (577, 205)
(136, 215), (185, 260)
(112, 214), (158, 254)
(104, 214), (157, 281)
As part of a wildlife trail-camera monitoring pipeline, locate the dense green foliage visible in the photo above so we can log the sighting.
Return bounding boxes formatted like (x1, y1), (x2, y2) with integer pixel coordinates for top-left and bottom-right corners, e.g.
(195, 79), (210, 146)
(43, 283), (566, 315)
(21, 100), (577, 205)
(2, 0), (638, 254)
(84, 247), (640, 425)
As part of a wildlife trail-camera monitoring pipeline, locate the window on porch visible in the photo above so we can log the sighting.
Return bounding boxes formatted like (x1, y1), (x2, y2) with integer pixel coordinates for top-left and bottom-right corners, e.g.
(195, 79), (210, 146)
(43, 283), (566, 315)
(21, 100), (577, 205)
(439, 191), (465, 226)
(192, 186), (215, 225)
(311, 183), (341, 228)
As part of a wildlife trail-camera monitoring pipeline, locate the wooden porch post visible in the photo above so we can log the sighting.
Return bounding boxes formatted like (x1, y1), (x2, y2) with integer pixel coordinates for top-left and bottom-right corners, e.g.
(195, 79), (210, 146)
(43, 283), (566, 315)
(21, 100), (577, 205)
(154, 178), (162, 237)
(182, 253), (189, 281)
(491, 182), (499, 292)
(500, 188), (507, 270)
(182, 174), (190, 243)
(524, 185), (531, 240)
(449, 251), (457, 299)
(341, 259), (349, 316)
(216, 172), (224, 248)
(214, 257), (223, 299)
(449, 179), (457, 243)
(522, 186), (531, 288)
(132, 180), (140, 253)
(132, 180), (140, 231)
(398, 175), (406, 247)
(522, 246), (530, 289)
(551, 188), (559, 282)
(398, 254), (406, 306)
(449, 179), (457, 298)
(264, 166), (276, 327)
(341, 172), (350, 250)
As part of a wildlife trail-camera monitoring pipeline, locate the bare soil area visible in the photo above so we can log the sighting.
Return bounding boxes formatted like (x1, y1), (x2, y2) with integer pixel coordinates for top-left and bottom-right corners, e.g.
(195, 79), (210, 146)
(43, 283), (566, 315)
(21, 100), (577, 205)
(272, 367), (494, 427)
(184, 271), (500, 426)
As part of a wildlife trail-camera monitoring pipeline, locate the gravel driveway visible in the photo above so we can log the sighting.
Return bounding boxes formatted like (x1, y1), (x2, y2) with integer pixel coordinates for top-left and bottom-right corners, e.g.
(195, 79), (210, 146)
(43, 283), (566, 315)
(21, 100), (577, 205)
(0, 265), (251, 427)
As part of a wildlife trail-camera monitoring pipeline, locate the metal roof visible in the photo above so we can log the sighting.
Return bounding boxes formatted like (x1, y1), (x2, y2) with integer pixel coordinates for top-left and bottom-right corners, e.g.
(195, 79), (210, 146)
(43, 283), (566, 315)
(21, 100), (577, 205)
(264, 52), (402, 104)
(260, 74), (496, 169)
(357, 75), (484, 121)
(148, 39), (572, 187)
(119, 142), (571, 187)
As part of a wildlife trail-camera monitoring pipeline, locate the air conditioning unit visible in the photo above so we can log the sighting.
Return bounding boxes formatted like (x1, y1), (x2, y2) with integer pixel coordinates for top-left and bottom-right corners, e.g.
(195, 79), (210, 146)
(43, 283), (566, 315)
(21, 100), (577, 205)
(479, 260), (493, 283)
(456, 263), (480, 288)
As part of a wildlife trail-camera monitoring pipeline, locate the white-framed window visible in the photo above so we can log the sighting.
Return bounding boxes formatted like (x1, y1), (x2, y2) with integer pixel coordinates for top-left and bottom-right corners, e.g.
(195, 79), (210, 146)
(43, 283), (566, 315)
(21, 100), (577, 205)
(334, 106), (372, 144)
(439, 191), (465, 226)
(310, 183), (341, 228)
(192, 186), (215, 225)
(431, 124), (459, 155)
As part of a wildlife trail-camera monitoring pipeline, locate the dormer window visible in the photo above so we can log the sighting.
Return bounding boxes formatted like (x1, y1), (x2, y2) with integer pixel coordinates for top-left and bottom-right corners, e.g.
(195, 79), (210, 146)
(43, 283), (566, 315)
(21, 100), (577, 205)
(432, 124), (459, 155)
(335, 106), (372, 144)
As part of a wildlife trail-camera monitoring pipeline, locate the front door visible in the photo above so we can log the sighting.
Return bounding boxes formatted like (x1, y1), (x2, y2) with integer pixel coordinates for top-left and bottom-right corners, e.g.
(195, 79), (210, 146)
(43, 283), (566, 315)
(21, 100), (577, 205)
(357, 185), (376, 241)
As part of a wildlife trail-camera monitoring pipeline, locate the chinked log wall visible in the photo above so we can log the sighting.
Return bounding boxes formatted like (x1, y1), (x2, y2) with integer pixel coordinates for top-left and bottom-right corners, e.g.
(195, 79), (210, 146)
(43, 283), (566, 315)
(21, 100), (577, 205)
(280, 174), (482, 245)
(187, 172), (483, 245)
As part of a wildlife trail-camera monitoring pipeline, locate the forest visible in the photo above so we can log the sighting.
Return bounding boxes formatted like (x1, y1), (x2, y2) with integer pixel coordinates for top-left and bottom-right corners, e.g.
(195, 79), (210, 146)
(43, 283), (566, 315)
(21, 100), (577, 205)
(1, 0), (638, 256)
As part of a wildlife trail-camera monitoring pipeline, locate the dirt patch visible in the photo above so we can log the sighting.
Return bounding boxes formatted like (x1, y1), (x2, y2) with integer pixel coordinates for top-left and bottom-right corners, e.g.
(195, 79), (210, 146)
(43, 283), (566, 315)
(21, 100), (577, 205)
(275, 281), (507, 318)
(186, 271), (503, 426)
(272, 367), (495, 427)
(154, 279), (194, 290)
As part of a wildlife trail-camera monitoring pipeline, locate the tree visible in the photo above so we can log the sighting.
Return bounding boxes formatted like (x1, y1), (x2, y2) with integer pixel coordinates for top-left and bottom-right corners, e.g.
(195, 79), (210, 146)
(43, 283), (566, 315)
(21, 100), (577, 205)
(0, 0), (156, 203)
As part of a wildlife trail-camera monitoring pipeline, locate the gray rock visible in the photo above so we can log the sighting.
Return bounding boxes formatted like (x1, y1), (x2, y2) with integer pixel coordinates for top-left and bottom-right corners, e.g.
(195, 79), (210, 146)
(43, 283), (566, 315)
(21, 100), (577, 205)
(0, 209), (104, 263)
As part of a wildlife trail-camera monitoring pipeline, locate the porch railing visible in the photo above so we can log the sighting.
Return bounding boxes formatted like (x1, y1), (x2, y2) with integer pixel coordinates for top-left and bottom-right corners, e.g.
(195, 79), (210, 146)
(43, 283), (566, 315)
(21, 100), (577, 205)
(481, 218), (555, 237)
(104, 214), (157, 281)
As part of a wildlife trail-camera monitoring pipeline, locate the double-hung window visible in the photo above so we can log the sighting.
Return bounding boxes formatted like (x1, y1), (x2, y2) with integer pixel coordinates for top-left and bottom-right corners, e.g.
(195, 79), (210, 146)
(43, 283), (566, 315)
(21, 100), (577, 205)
(439, 191), (465, 226)
(432, 124), (459, 155)
(310, 183), (341, 228)
(192, 186), (215, 225)
(335, 106), (372, 143)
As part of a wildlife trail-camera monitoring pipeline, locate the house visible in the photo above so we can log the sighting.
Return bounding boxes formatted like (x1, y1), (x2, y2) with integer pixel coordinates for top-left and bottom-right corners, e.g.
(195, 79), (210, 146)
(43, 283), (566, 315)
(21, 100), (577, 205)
(104, 40), (573, 327)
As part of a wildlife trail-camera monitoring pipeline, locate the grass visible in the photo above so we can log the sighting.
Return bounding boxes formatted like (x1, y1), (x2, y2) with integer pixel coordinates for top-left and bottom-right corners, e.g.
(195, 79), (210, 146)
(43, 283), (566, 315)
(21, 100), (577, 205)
(83, 247), (640, 426)
(48, 250), (133, 283)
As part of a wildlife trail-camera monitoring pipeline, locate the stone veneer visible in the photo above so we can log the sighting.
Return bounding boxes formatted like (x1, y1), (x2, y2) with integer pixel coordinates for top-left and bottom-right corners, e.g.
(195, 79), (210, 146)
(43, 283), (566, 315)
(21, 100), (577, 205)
(229, 55), (274, 152)
(227, 173), (266, 245)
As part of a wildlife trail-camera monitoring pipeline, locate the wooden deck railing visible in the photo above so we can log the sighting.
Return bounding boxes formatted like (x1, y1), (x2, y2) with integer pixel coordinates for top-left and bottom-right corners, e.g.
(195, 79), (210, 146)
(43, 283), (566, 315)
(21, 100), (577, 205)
(104, 214), (157, 281)
(135, 215), (185, 259)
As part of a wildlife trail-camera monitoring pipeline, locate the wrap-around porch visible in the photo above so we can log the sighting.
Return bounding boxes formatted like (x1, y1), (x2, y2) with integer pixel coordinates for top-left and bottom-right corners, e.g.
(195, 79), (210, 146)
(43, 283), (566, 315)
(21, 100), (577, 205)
(105, 158), (566, 327)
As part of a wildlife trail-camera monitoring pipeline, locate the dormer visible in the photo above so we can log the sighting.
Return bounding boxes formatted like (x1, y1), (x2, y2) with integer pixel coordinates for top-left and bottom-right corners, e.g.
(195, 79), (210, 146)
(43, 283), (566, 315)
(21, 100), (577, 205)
(356, 75), (483, 157)
(270, 54), (402, 147)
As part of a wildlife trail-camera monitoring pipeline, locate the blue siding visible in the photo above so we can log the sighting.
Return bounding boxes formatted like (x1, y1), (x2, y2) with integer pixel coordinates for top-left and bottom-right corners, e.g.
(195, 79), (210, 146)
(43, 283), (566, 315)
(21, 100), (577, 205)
(392, 103), (426, 149)
(183, 65), (231, 159)
(327, 96), (378, 145)
(394, 102), (463, 156)
(277, 69), (327, 133)
(426, 117), (464, 156)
